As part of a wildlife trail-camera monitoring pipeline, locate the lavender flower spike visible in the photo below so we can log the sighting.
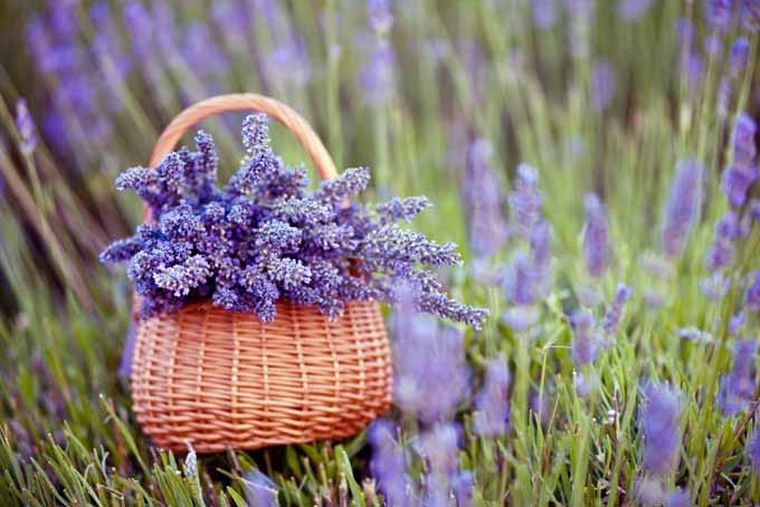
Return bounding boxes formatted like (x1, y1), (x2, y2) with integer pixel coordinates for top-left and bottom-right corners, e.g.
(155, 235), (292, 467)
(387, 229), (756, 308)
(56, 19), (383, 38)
(15, 99), (37, 154)
(571, 310), (598, 366)
(583, 193), (610, 278)
(601, 283), (632, 339)
(748, 426), (760, 474)
(747, 271), (760, 311)
(733, 113), (758, 168)
(473, 356), (511, 437)
(717, 340), (757, 416)
(368, 420), (410, 505)
(661, 159), (704, 258)
(730, 37), (750, 77)
(640, 383), (682, 476)
(508, 163), (543, 238)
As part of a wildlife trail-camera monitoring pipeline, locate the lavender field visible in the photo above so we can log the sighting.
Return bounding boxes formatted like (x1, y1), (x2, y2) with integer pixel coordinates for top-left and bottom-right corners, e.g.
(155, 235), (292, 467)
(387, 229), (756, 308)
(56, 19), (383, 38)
(0, 0), (759, 505)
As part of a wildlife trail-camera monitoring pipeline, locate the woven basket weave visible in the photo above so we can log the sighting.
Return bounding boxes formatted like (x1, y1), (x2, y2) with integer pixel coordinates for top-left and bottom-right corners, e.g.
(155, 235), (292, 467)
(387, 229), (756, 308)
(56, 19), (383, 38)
(130, 94), (392, 453)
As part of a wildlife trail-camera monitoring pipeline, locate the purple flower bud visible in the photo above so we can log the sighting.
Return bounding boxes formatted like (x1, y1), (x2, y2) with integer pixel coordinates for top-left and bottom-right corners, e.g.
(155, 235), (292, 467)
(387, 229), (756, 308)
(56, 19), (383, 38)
(462, 139), (509, 259)
(571, 310), (598, 366)
(392, 314), (470, 424)
(243, 470), (278, 507)
(746, 271), (760, 311)
(508, 164), (543, 238)
(733, 113), (758, 168)
(601, 283), (632, 338)
(750, 199), (760, 222)
(583, 193), (610, 278)
(360, 42), (396, 108)
(731, 36), (750, 77)
(717, 340), (757, 416)
(722, 165), (758, 207)
(705, 236), (734, 272)
(419, 423), (461, 476)
(452, 471), (474, 507)
(640, 383), (682, 476)
(503, 253), (540, 307)
(748, 426), (760, 474)
(473, 356), (511, 437)
(661, 159), (704, 258)
(715, 210), (750, 239)
(666, 487), (691, 507)
(368, 419), (410, 505)
(707, 0), (738, 32)
(15, 99), (37, 154)
(700, 272), (731, 300)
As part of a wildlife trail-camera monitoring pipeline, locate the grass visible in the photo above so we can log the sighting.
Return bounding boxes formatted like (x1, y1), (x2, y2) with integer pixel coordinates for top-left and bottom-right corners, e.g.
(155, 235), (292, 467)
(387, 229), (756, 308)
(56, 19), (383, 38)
(0, 0), (759, 505)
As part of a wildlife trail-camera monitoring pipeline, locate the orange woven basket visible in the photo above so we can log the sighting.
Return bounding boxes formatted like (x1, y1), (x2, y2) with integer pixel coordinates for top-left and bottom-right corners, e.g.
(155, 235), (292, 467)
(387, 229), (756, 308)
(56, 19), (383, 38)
(130, 94), (392, 453)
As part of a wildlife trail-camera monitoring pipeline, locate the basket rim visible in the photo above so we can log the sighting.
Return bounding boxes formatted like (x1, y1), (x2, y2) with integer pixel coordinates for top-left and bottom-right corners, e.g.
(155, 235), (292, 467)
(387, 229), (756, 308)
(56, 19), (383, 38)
(136, 297), (383, 319)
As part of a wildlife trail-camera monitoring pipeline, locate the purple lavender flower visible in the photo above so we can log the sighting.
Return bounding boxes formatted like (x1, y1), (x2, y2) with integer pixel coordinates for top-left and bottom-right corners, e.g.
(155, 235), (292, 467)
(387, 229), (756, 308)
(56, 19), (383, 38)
(591, 60), (616, 111)
(360, 42), (396, 108)
(102, 115), (487, 325)
(508, 164), (543, 238)
(368, 420), (410, 505)
(601, 283), (632, 339)
(731, 37), (750, 77)
(462, 139), (509, 260)
(243, 470), (278, 507)
(748, 426), (760, 474)
(502, 253), (540, 307)
(392, 313), (470, 423)
(571, 310), (599, 366)
(733, 113), (758, 168)
(665, 488), (691, 507)
(419, 423), (461, 476)
(15, 99), (37, 154)
(706, 0), (739, 31)
(704, 236), (734, 272)
(583, 193), (610, 278)
(451, 471), (474, 507)
(640, 383), (682, 476)
(616, 0), (654, 21)
(661, 159), (704, 258)
(746, 271), (760, 311)
(717, 340), (757, 416)
(722, 165), (758, 207)
(473, 356), (511, 437)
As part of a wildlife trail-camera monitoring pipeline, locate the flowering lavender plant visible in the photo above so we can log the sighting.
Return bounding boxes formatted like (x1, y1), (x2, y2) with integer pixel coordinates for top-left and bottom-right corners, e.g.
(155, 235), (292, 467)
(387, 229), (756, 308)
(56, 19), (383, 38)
(101, 114), (487, 327)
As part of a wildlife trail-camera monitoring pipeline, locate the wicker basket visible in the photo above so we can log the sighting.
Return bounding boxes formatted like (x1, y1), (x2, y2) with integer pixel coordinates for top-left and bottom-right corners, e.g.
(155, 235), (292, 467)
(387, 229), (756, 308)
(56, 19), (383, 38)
(130, 94), (392, 453)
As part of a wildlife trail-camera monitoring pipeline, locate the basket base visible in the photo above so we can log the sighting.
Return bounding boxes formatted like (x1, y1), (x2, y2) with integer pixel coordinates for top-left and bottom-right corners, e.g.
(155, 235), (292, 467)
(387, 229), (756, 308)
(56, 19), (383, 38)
(130, 300), (392, 452)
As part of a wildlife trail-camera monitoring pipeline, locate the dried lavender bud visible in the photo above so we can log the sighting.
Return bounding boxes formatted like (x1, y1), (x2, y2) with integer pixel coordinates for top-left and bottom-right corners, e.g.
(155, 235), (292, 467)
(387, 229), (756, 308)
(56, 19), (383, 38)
(376, 196), (430, 224)
(15, 99), (37, 154)
(661, 159), (703, 258)
(571, 310), (598, 366)
(583, 193), (610, 278)
(103, 116), (485, 325)
(472, 356), (511, 437)
(153, 255), (211, 297)
(640, 383), (682, 476)
(241, 113), (270, 152)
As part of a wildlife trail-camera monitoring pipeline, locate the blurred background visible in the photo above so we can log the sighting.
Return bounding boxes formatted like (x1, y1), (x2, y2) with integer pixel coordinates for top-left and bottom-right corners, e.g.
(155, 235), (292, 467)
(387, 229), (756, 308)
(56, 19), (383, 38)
(0, 0), (758, 504)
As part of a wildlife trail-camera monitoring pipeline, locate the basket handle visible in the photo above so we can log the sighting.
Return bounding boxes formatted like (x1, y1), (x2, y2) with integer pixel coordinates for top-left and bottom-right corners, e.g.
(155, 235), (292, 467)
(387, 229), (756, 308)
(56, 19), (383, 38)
(149, 92), (338, 180)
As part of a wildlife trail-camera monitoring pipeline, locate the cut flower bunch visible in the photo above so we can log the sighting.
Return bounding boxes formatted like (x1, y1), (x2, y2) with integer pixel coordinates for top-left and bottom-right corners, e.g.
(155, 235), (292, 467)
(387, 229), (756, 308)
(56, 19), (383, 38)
(100, 113), (487, 327)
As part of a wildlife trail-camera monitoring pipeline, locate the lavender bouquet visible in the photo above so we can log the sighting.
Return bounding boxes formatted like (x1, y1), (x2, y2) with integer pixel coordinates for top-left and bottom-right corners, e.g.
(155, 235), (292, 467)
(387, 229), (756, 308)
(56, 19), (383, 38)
(101, 114), (487, 327)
